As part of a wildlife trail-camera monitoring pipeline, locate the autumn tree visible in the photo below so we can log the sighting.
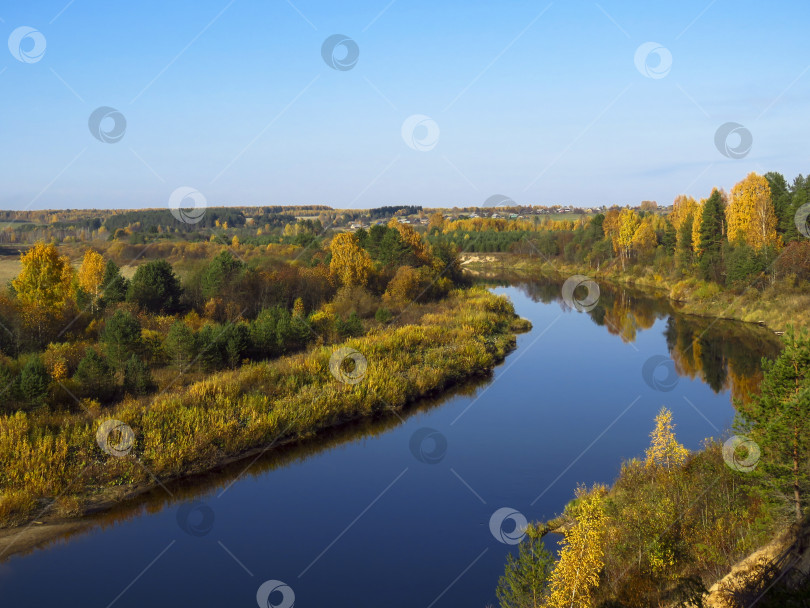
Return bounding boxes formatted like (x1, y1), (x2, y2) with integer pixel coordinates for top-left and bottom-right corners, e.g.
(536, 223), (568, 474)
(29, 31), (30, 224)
(645, 407), (689, 470)
(329, 232), (373, 287)
(387, 218), (431, 264)
(547, 485), (608, 608)
(77, 249), (106, 312)
(727, 172), (778, 250)
(691, 200), (704, 257)
(613, 209), (640, 269)
(631, 216), (657, 259)
(428, 212), (445, 233)
(12, 243), (74, 339)
(669, 195), (698, 233)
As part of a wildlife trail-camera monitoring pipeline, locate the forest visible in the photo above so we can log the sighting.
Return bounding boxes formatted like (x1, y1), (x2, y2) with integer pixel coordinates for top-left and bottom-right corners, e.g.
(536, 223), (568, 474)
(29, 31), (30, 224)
(0, 216), (532, 528)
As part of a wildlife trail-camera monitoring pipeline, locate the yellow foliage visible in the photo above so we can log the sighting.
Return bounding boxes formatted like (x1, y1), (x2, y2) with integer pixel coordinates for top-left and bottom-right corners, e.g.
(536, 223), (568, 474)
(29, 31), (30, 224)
(645, 407), (689, 469)
(727, 172), (778, 250)
(547, 485), (608, 608)
(388, 218), (430, 263)
(329, 232), (373, 287)
(669, 195), (698, 233)
(77, 248), (105, 303)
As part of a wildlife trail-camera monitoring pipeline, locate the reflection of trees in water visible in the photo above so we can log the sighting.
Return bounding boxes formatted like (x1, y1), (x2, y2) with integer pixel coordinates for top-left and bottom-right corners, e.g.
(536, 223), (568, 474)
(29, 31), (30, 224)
(664, 315), (780, 404)
(506, 276), (781, 401)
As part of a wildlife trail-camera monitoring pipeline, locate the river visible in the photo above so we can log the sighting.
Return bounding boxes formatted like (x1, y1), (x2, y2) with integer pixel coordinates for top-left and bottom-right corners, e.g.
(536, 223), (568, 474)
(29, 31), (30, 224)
(0, 279), (781, 607)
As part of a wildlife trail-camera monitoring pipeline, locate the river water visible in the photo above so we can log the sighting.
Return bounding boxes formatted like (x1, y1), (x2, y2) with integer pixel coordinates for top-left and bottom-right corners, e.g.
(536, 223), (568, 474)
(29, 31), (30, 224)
(0, 280), (780, 607)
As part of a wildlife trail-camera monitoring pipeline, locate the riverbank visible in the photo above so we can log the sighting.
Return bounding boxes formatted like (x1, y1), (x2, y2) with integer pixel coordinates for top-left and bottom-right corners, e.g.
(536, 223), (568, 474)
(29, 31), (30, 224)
(0, 287), (530, 543)
(461, 253), (810, 332)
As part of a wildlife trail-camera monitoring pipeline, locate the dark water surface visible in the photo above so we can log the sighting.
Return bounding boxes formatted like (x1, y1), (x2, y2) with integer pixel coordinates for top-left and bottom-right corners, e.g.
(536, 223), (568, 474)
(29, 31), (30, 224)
(0, 280), (780, 608)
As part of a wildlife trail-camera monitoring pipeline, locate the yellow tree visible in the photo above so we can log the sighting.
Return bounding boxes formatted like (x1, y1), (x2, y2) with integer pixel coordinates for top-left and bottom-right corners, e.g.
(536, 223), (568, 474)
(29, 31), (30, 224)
(645, 407), (689, 470)
(631, 216), (657, 258)
(329, 232), (373, 287)
(13, 242), (74, 336)
(547, 485), (608, 608)
(388, 218), (431, 264)
(77, 248), (105, 311)
(428, 212), (445, 232)
(691, 200), (705, 256)
(727, 172), (778, 250)
(613, 209), (640, 269)
(669, 195), (697, 233)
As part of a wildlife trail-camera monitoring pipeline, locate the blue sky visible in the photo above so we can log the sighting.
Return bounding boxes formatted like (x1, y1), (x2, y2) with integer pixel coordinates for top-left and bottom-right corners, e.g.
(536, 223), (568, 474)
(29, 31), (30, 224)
(1, 0), (808, 210)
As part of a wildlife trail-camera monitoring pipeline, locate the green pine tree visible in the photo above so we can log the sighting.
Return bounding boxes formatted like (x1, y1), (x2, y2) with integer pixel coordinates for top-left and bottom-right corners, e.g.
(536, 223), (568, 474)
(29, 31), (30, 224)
(698, 189), (726, 282)
(19, 355), (49, 406)
(496, 527), (554, 608)
(742, 325), (810, 521)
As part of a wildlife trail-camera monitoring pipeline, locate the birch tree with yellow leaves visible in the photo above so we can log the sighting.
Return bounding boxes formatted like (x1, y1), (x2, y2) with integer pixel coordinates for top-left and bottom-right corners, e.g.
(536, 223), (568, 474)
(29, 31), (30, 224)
(645, 407), (689, 470)
(669, 195), (698, 233)
(77, 248), (105, 312)
(329, 232), (373, 287)
(547, 485), (608, 608)
(726, 172), (778, 250)
(12, 243), (74, 340)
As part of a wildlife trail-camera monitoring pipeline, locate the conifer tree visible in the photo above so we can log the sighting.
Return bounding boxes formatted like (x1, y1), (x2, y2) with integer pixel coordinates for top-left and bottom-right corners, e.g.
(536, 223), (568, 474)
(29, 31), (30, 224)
(743, 325), (810, 521)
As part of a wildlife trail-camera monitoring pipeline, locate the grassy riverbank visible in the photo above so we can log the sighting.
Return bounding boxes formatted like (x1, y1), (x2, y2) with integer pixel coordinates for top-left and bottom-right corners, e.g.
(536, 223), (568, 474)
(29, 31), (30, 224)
(0, 287), (529, 529)
(462, 252), (810, 332)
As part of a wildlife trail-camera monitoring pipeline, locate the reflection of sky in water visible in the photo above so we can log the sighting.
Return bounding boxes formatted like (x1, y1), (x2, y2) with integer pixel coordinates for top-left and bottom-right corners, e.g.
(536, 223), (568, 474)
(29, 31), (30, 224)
(0, 283), (779, 608)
